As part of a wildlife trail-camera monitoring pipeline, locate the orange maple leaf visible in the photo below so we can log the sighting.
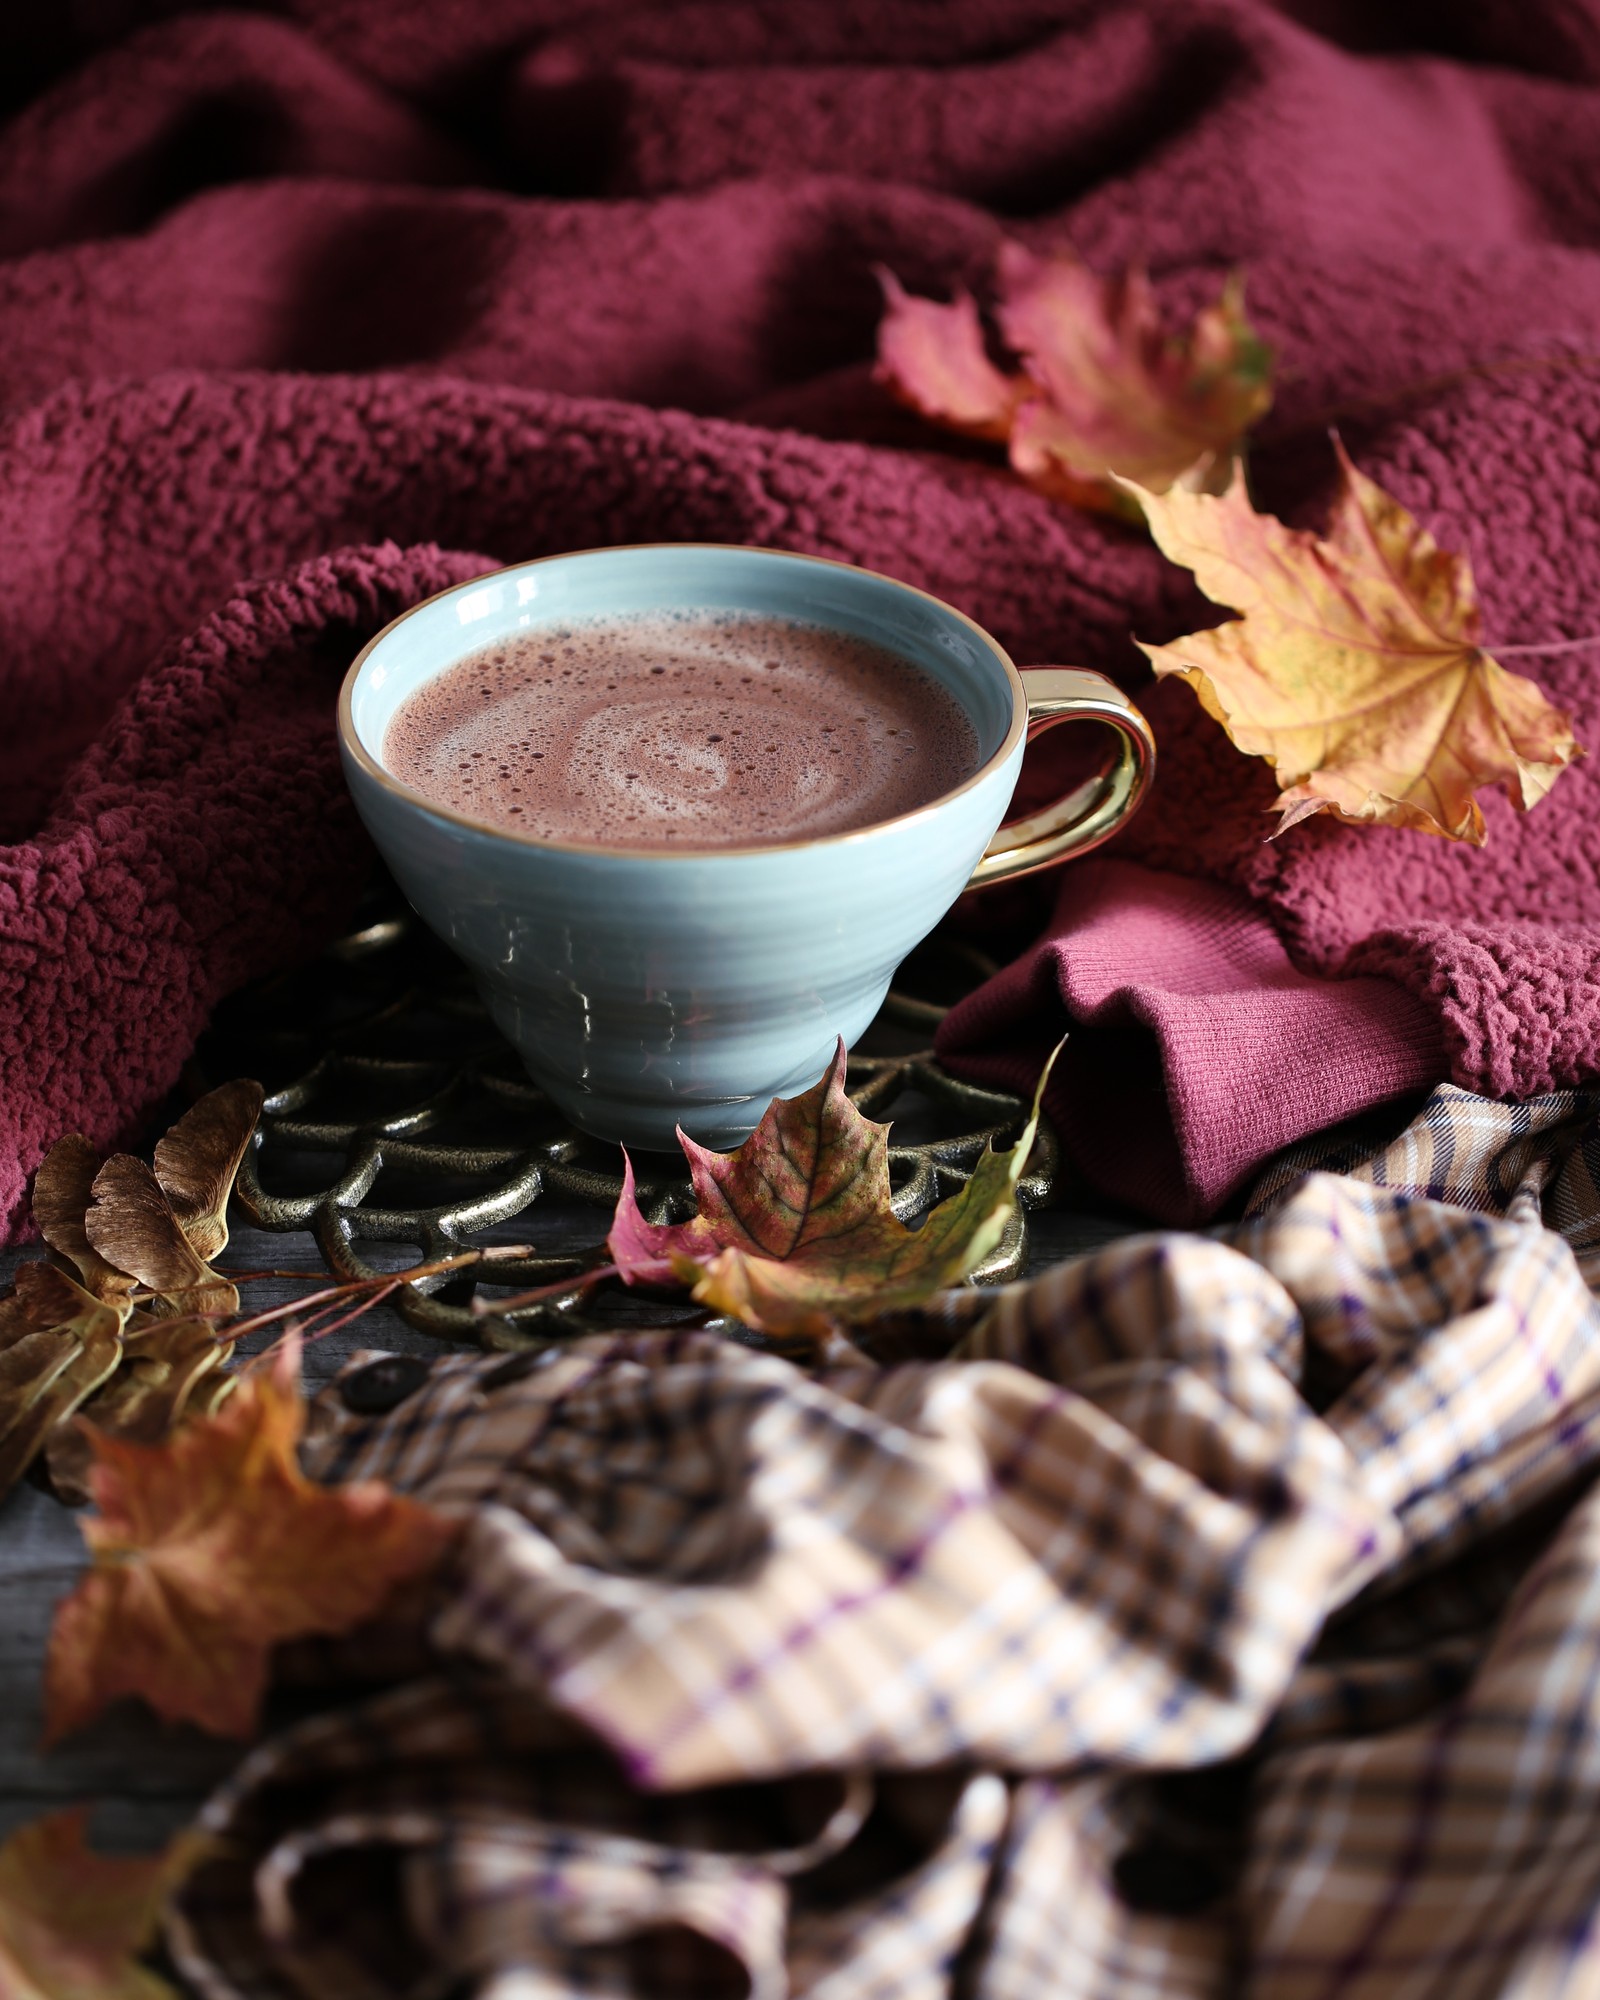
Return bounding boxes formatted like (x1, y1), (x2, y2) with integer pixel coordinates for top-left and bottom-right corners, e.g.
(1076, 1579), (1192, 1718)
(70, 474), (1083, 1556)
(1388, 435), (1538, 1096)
(44, 1338), (456, 1743)
(1128, 442), (1583, 842)
(876, 243), (1273, 517)
(0, 1808), (196, 2000)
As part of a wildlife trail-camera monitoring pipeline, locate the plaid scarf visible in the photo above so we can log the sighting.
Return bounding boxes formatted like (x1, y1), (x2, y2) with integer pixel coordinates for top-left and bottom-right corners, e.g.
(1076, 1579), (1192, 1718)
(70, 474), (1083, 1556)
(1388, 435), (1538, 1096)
(169, 1082), (1600, 1999)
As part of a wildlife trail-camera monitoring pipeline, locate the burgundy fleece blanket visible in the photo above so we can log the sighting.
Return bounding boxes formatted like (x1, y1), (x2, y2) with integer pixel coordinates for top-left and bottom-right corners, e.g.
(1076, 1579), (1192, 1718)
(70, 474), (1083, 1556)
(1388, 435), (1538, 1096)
(3, 0), (1600, 1238)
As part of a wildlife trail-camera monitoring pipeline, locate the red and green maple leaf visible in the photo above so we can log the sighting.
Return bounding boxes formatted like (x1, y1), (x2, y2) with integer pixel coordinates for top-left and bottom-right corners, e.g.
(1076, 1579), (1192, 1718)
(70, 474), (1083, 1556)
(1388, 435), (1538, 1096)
(608, 1039), (1054, 1341)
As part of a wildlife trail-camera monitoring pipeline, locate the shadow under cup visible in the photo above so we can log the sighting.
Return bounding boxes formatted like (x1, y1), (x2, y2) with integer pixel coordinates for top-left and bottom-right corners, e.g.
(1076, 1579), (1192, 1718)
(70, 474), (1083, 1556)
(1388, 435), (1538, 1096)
(338, 545), (1032, 1152)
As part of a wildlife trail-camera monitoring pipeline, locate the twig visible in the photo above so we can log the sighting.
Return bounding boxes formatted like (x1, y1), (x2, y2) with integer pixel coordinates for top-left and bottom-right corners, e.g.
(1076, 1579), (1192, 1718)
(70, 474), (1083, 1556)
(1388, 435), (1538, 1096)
(294, 1283), (404, 1349)
(220, 1244), (535, 1343)
(241, 1283), (406, 1372)
(226, 1244), (531, 1285)
(470, 1265), (619, 1317)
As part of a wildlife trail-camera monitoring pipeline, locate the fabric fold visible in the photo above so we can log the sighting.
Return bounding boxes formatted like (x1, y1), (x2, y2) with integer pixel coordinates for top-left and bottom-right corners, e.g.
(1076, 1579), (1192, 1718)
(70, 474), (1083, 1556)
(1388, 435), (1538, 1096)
(169, 1083), (1600, 1999)
(937, 859), (1446, 1222)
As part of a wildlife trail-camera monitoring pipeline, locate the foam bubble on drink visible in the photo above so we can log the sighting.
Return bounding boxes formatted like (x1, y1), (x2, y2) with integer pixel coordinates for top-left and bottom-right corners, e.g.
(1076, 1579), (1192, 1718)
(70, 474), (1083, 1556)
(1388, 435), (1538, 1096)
(382, 609), (980, 848)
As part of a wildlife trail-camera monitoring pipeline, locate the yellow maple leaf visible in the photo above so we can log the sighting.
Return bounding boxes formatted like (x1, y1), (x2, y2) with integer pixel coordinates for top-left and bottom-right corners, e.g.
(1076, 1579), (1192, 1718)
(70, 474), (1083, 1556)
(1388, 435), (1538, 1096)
(44, 1338), (457, 1743)
(0, 1810), (196, 2000)
(1128, 442), (1583, 841)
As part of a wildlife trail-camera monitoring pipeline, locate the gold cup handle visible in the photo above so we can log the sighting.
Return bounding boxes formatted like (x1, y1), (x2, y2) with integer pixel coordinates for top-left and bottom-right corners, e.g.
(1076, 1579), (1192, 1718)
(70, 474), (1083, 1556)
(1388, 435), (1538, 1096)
(967, 668), (1156, 889)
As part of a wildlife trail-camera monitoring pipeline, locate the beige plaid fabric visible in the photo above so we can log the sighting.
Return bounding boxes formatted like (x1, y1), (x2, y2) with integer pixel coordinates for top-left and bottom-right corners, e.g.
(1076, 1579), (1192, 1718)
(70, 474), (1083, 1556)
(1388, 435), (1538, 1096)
(169, 1084), (1600, 1999)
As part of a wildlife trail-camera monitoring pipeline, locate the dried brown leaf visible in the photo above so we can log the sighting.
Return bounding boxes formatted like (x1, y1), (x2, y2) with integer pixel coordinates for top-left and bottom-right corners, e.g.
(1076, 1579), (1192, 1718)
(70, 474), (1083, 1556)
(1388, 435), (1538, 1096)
(31, 1135), (137, 1316)
(84, 1157), (238, 1319)
(46, 1317), (230, 1508)
(183, 1369), (239, 1422)
(0, 1266), (123, 1499)
(151, 1080), (263, 1262)
(0, 1808), (199, 2000)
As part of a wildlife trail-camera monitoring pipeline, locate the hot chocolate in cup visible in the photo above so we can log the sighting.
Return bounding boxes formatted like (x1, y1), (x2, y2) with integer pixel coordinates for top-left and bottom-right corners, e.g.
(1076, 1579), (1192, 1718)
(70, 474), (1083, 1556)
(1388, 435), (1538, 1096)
(339, 545), (1154, 1151)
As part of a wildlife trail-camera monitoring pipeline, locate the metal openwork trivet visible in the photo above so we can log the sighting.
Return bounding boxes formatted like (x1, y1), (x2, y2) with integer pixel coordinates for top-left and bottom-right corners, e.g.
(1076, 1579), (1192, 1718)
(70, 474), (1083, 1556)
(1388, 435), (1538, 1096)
(191, 885), (1059, 1350)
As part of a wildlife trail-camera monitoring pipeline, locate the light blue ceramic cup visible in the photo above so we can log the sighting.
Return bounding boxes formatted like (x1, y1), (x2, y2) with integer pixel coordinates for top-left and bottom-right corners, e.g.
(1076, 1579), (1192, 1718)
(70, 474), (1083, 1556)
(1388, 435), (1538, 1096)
(339, 546), (1153, 1151)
